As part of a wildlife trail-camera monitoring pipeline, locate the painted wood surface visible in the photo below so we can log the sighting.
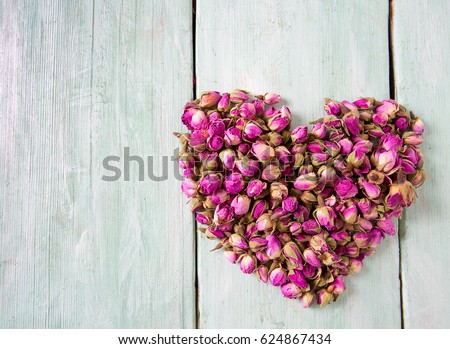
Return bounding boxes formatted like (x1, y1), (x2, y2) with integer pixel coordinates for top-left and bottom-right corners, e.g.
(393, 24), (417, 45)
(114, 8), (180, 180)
(394, 0), (450, 328)
(0, 0), (195, 328)
(196, 0), (401, 328)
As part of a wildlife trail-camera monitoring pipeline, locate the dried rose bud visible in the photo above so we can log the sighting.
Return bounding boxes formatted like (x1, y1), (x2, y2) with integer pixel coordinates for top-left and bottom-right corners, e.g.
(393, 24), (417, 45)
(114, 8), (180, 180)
(302, 219), (321, 234)
(219, 149), (235, 170)
(214, 203), (234, 225)
(350, 258), (363, 273)
(256, 213), (274, 231)
(303, 248), (322, 268)
(266, 234), (282, 259)
(344, 115), (360, 136)
(294, 172), (318, 191)
(231, 195), (251, 215)
(410, 169), (426, 187)
(283, 242), (303, 268)
(239, 102), (256, 119)
(244, 122), (263, 139)
(330, 231), (351, 245)
(191, 110), (209, 130)
(373, 99), (398, 125)
(402, 132), (423, 146)
(208, 120), (225, 138)
(359, 178), (381, 199)
(342, 203), (358, 224)
(347, 150), (365, 167)
(281, 283), (302, 299)
(291, 126), (309, 144)
(367, 170), (385, 184)
(267, 114), (290, 133)
(395, 117), (408, 131)
(224, 127), (242, 146)
(196, 212), (211, 225)
(217, 93), (230, 112)
(270, 267), (287, 286)
(253, 99), (264, 115)
(357, 198), (378, 219)
(257, 266), (269, 283)
(335, 178), (358, 199)
(181, 178), (197, 197)
(211, 188), (229, 205)
(289, 270), (309, 290)
(249, 237), (268, 252)
(302, 292), (315, 308)
(377, 217), (396, 236)
(252, 200), (268, 219)
(205, 226), (224, 239)
(282, 196), (299, 213)
(270, 182), (288, 201)
(240, 254), (256, 274)
(229, 233), (248, 250)
(324, 99), (341, 116)
(251, 141), (275, 161)
(224, 173), (245, 194)
(199, 91), (220, 108)
(338, 138), (353, 155)
(235, 157), (259, 177)
(199, 173), (221, 195)
(353, 97), (373, 109)
(311, 123), (327, 139)
(318, 289), (333, 307)
(262, 164), (281, 181)
(374, 149), (399, 173)
(331, 275), (346, 295)
(263, 93), (281, 105)
(223, 250), (239, 264)
(230, 89), (249, 103)
(314, 206), (337, 230)
(247, 179), (266, 197)
(410, 117), (424, 134)
(255, 251), (270, 263)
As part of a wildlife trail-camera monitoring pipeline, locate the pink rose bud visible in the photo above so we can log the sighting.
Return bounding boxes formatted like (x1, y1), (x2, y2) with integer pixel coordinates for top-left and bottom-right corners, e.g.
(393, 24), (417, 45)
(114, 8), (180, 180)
(302, 219), (321, 234)
(338, 138), (353, 154)
(257, 266), (269, 283)
(262, 164), (281, 181)
(269, 182), (288, 201)
(223, 250), (239, 264)
(235, 157), (259, 177)
(374, 149), (399, 173)
(357, 198), (378, 219)
(268, 132), (283, 147)
(263, 93), (281, 105)
(190, 110), (209, 130)
(199, 91), (221, 108)
(357, 217), (373, 231)
(294, 172), (318, 191)
(402, 131), (423, 146)
(311, 123), (327, 139)
(380, 133), (403, 151)
(199, 173), (221, 195)
(267, 115), (290, 133)
(283, 242), (303, 268)
(266, 235), (282, 259)
(181, 178), (197, 197)
(219, 149), (235, 169)
(251, 141), (275, 161)
(395, 117), (408, 131)
(217, 93), (230, 112)
(342, 100), (358, 112)
(317, 289), (333, 307)
(239, 102), (256, 119)
(331, 231), (351, 244)
(375, 99), (398, 116)
(331, 275), (346, 295)
(303, 248), (322, 268)
(237, 142), (251, 155)
(294, 205), (310, 222)
(281, 283), (302, 299)
(353, 97), (373, 109)
(181, 107), (196, 130)
(324, 100), (341, 115)
(256, 213), (274, 231)
(377, 217), (396, 236)
(224, 173), (244, 194)
(269, 267), (287, 286)
(214, 203), (234, 224)
(244, 122), (263, 139)
(211, 189), (229, 205)
(247, 179), (266, 197)
(282, 196), (299, 213)
(289, 270), (309, 290)
(411, 169), (426, 187)
(343, 204), (358, 224)
(208, 119), (225, 137)
(410, 117), (424, 134)
(230, 89), (249, 103)
(335, 178), (358, 199)
(224, 127), (242, 146)
(302, 292), (315, 308)
(354, 232), (371, 248)
(290, 222), (302, 235)
(196, 213), (211, 225)
(240, 255), (255, 274)
(256, 251), (270, 263)
(344, 115), (360, 136)
(252, 200), (268, 219)
(315, 206), (337, 230)
(207, 135), (224, 151)
(249, 237), (268, 252)
(230, 195), (251, 215)
(350, 258), (363, 273)
(253, 99), (264, 115)
(359, 178), (381, 199)
(229, 233), (248, 250)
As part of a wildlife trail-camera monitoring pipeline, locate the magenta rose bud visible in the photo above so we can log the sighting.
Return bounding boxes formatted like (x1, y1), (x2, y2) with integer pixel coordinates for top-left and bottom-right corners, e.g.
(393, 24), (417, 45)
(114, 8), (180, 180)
(253, 99), (265, 115)
(324, 100), (341, 115)
(257, 266), (269, 283)
(344, 115), (360, 136)
(343, 203), (358, 224)
(219, 149), (235, 169)
(291, 126), (309, 144)
(181, 178), (197, 197)
(303, 248), (322, 268)
(237, 142), (251, 155)
(331, 275), (346, 295)
(281, 283), (302, 299)
(335, 178), (358, 199)
(249, 237), (268, 252)
(395, 117), (408, 131)
(267, 115), (290, 133)
(256, 251), (270, 263)
(208, 119), (225, 137)
(240, 255), (255, 274)
(244, 122), (263, 139)
(314, 206), (337, 230)
(196, 213), (210, 225)
(211, 189), (229, 205)
(338, 138), (353, 155)
(247, 179), (266, 197)
(289, 270), (309, 289)
(377, 217), (396, 236)
(252, 200), (268, 219)
(302, 219), (321, 234)
(214, 203), (234, 224)
(266, 235), (282, 259)
(251, 141), (275, 161)
(224, 173), (244, 195)
(263, 93), (281, 105)
(374, 99), (398, 126)
(403, 132), (423, 146)
(231, 195), (251, 215)
(229, 233), (248, 250)
(224, 127), (242, 146)
(199, 173), (221, 195)
(199, 91), (220, 108)
(269, 267), (287, 286)
(207, 135), (224, 151)
(357, 198), (378, 219)
(217, 92), (230, 112)
(283, 242), (303, 268)
(235, 158), (259, 177)
(239, 102), (256, 119)
(353, 97), (373, 109)
(190, 110), (209, 130)
(359, 178), (381, 199)
(380, 133), (403, 151)
(282, 196), (299, 213)
(311, 123), (327, 139)
(230, 89), (249, 103)
(223, 250), (238, 264)
(294, 172), (318, 191)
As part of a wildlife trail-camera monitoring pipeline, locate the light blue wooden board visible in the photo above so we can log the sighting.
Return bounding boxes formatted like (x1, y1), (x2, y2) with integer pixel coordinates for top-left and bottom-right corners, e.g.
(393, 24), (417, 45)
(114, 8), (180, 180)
(0, 0), (195, 328)
(196, 0), (401, 328)
(394, 0), (450, 328)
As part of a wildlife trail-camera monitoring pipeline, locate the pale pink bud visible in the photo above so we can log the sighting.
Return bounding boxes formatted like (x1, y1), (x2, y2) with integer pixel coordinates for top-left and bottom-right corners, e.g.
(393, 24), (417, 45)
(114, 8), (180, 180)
(211, 188), (229, 205)
(289, 270), (309, 289)
(240, 255), (255, 274)
(342, 100), (358, 112)
(257, 266), (269, 283)
(239, 102), (256, 119)
(294, 172), (318, 191)
(331, 275), (346, 295)
(302, 292), (315, 308)
(223, 250), (239, 264)
(403, 132), (423, 146)
(282, 196), (298, 213)
(350, 258), (363, 273)
(263, 93), (281, 105)
(283, 242), (303, 268)
(199, 173), (221, 195)
(262, 164), (281, 181)
(269, 267), (287, 286)
(411, 117), (424, 134)
(343, 204), (358, 224)
(181, 178), (197, 197)
(219, 149), (235, 169)
(318, 290), (333, 307)
(256, 213), (274, 231)
(311, 123), (327, 139)
(217, 93), (230, 111)
(269, 182), (288, 201)
(311, 152), (329, 166)
(224, 127), (242, 146)
(347, 150), (366, 167)
(353, 97), (373, 109)
(224, 173), (244, 195)
(314, 206), (337, 230)
(229, 233), (248, 250)
(374, 99), (398, 125)
(255, 251), (270, 263)
(251, 141), (275, 161)
(357, 198), (378, 219)
(303, 248), (322, 268)
(359, 179), (381, 199)
(374, 149), (400, 173)
(290, 222), (302, 235)
(230, 89), (248, 103)
(249, 237), (268, 252)
(335, 178), (358, 199)
(324, 100), (341, 115)
(191, 110), (209, 130)
(354, 232), (371, 248)
(266, 235), (282, 259)
(281, 283), (302, 299)
(230, 195), (251, 215)
(302, 219), (321, 234)
(267, 115), (290, 133)
(380, 133), (402, 151)
(214, 203), (234, 224)
(244, 122), (263, 139)
(199, 91), (220, 108)
(247, 179), (266, 197)
(235, 158), (259, 177)
(377, 217), (396, 236)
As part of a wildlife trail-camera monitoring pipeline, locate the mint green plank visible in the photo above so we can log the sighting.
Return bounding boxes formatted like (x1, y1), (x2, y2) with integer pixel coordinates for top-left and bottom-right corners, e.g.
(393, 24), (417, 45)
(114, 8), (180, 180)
(394, 0), (450, 328)
(196, 0), (400, 328)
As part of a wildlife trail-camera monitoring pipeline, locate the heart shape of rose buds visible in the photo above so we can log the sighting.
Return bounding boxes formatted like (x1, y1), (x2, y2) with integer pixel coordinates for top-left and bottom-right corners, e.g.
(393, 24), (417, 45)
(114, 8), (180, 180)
(175, 90), (425, 308)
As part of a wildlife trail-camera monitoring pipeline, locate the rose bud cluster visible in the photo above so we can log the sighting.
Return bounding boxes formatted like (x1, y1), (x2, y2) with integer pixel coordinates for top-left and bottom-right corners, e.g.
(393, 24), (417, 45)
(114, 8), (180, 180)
(175, 91), (425, 308)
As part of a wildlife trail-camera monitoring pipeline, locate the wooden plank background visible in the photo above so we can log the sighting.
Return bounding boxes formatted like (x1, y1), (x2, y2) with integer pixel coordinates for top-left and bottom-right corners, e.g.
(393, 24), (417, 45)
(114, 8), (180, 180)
(0, 0), (447, 328)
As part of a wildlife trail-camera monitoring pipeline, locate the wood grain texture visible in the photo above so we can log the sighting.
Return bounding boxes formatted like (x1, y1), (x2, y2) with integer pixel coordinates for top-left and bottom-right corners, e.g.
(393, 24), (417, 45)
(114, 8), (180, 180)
(196, 0), (401, 328)
(0, 0), (195, 328)
(393, 0), (450, 328)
